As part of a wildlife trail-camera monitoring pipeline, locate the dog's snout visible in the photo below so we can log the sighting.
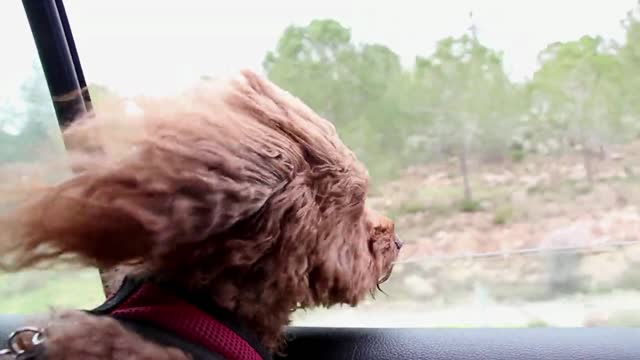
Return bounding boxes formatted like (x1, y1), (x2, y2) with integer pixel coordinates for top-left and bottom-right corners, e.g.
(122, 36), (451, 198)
(393, 235), (403, 250)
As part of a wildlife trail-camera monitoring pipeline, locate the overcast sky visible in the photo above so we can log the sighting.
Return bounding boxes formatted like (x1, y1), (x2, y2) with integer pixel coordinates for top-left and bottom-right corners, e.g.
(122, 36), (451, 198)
(1, 0), (637, 100)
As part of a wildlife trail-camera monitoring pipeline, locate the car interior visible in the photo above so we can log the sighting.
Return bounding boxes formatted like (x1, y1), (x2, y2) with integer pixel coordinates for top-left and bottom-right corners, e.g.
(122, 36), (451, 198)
(2, 0), (640, 359)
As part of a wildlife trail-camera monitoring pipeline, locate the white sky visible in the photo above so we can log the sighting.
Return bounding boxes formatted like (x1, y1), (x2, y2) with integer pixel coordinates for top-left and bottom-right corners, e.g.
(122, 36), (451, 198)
(0, 0), (637, 99)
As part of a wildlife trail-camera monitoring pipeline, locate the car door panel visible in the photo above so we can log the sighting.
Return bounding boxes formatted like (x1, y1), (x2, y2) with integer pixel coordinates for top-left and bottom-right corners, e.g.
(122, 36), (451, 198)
(277, 327), (640, 360)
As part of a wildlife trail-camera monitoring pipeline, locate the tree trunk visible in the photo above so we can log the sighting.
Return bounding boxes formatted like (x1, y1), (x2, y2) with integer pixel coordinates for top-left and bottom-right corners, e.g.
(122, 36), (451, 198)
(460, 131), (473, 204)
(581, 137), (594, 187)
(577, 104), (594, 188)
(576, 72), (602, 189)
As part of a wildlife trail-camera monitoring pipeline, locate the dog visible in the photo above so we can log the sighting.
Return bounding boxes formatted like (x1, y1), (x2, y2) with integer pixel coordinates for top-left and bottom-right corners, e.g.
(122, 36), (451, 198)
(0, 70), (401, 359)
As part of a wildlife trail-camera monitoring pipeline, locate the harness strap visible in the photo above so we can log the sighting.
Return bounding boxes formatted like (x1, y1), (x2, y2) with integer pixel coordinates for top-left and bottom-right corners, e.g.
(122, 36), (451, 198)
(89, 276), (269, 360)
(115, 317), (226, 360)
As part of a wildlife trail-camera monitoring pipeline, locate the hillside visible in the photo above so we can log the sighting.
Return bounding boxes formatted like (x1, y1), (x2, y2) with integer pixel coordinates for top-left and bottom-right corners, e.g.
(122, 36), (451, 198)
(293, 141), (640, 328)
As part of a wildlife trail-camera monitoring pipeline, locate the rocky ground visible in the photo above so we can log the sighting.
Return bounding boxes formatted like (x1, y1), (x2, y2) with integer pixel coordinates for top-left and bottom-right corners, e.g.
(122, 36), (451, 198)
(376, 145), (640, 260)
(295, 142), (640, 327)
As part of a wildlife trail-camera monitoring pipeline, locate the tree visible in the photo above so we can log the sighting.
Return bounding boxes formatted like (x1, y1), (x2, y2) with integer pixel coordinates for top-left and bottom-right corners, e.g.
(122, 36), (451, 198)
(411, 31), (517, 206)
(0, 62), (63, 163)
(619, 4), (640, 122)
(0, 102), (24, 162)
(264, 19), (356, 124)
(530, 36), (625, 186)
(1, 61), (124, 167)
(264, 19), (411, 180)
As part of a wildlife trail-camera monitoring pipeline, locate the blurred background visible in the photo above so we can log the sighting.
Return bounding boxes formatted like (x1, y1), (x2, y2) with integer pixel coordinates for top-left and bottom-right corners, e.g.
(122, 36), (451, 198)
(2, 0), (640, 328)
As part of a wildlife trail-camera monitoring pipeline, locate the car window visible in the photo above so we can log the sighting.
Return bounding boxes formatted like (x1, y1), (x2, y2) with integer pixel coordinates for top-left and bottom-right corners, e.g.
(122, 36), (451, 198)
(3, 0), (640, 329)
(0, 1), (104, 313)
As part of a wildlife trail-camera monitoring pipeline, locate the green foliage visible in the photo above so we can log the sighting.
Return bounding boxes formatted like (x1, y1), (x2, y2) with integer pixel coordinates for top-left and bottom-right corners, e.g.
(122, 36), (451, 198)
(0, 269), (103, 313)
(263, 19), (356, 125)
(530, 36), (627, 149)
(459, 198), (482, 213)
(1, 62), (63, 163)
(0, 63), (126, 165)
(412, 34), (520, 160)
(394, 197), (429, 216)
(510, 147), (526, 162)
(263, 19), (413, 179)
(263, 10), (640, 194)
(263, 19), (525, 200)
(493, 205), (514, 225)
(620, 7), (640, 119)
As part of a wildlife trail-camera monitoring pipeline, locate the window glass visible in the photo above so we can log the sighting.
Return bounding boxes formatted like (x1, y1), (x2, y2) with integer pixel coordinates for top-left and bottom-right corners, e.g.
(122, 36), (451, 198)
(3, 0), (640, 328)
(0, 1), (103, 313)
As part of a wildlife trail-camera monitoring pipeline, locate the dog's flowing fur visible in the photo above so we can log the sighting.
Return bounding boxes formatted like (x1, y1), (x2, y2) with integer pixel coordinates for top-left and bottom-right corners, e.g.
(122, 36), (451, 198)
(0, 71), (399, 359)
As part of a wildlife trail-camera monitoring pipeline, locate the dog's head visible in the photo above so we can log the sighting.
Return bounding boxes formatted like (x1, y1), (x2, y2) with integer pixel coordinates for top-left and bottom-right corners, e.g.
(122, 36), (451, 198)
(2, 70), (400, 328)
(152, 71), (403, 309)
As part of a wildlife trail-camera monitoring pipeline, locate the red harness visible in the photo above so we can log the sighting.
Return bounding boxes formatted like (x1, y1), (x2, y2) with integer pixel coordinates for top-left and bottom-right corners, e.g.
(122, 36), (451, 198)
(92, 277), (269, 360)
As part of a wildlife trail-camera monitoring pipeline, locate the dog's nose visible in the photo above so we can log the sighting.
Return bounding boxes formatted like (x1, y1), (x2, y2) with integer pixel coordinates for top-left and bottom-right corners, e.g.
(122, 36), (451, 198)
(394, 235), (404, 250)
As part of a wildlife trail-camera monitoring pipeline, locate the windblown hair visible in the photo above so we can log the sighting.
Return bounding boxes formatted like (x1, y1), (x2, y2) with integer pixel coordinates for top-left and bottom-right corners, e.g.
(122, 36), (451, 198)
(0, 70), (399, 358)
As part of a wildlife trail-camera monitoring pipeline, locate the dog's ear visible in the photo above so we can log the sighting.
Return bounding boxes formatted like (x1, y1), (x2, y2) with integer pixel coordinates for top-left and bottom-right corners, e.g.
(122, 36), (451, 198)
(0, 119), (288, 272)
(0, 151), (283, 271)
(305, 215), (379, 306)
(266, 167), (377, 308)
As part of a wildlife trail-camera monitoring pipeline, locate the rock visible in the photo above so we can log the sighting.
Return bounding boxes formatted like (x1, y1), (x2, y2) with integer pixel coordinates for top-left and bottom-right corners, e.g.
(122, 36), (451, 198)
(521, 173), (550, 190)
(568, 165), (585, 181)
(403, 274), (436, 297)
(511, 189), (528, 204)
(536, 143), (550, 155)
(483, 172), (514, 186)
(610, 152), (623, 161)
(480, 200), (493, 210)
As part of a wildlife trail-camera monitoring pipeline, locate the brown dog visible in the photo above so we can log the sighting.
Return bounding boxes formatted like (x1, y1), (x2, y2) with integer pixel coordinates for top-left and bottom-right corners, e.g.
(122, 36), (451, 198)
(0, 71), (400, 359)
